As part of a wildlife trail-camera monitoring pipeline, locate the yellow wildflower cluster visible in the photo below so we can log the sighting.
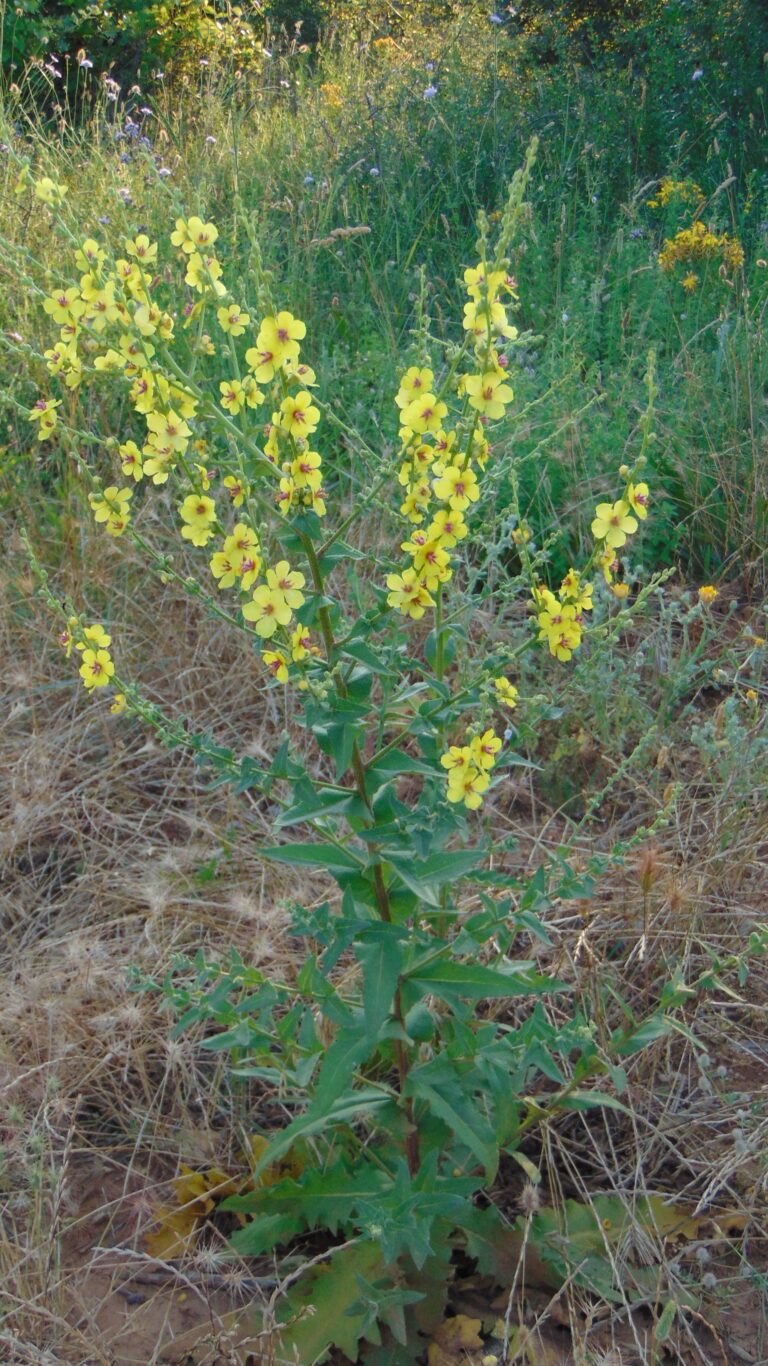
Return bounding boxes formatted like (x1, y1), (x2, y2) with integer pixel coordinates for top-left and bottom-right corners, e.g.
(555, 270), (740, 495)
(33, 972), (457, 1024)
(31, 203), (331, 686)
(440, 729), (502, 810)
(386, 262), (518, 618)
(532, 568), (593, 662)
(658, 220), (745, 281)
(530, 477), (650, 659)
(88, 485), (133, 536)
(58, 621), (116, 693)
(591, 480), (650, 591)
(647, 177), (703, 210)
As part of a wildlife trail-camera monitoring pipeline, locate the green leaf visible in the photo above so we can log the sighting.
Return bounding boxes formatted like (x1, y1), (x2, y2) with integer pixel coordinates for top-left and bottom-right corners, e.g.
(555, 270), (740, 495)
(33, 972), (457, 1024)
(318, 538), (367, 566)
(406, 1071), (498, 1181)
(558, 1089), (629, 1114)
(228, 1210), (305, 1257)
(358, 935), (405, 1042)
(248, 1088), (391, 1176)
(656, 1300), (677, 1341)
(257, 841), (365, 873)
(405, 959), (554, 1002)
(613, 1013), (672, 1055)
(276, 1240), (386, 1364)
(384, 849), (485, 907)
(311, 1026), (373, 1113)
(339, 638), (396, 675)
(275, 787), (367, 828)
(225, 1159), (389, 1231)
(507, 1150), (542, 1184)
(367, 748), (437, 778)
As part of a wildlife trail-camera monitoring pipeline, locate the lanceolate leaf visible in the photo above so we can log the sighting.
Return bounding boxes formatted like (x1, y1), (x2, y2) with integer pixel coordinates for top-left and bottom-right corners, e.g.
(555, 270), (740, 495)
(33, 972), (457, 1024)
(405, 958), (558, 1002)
(406, 1067), (499, 1181)
(257, 841), (365, 873)
(358, 934), (406, 1042)
(384, 849), (485, 906)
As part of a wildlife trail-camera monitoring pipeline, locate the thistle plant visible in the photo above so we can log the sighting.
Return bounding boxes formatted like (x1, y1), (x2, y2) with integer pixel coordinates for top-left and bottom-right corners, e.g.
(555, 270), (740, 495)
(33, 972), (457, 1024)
(5, 140), (684, 1360)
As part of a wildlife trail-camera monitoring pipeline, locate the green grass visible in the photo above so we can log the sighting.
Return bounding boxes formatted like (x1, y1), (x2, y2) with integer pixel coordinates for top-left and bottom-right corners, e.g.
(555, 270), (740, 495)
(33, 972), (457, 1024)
(2, 1), (767, 582)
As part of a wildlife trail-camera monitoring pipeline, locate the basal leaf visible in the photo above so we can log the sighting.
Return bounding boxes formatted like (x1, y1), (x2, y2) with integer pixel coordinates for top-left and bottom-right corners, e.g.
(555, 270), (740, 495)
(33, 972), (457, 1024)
(276, 1240), (386, 1364)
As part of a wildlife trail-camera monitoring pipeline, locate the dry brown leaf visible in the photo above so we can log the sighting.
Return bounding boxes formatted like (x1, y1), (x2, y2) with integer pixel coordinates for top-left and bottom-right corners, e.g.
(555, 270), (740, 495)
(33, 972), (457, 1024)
(144, 1203), (201, 1260)
(427, 1313), (485, 1366)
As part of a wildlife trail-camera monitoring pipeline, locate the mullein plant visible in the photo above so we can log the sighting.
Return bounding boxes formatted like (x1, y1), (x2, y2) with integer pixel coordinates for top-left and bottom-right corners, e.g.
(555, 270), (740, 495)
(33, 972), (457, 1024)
(6, 142), (681, 1357)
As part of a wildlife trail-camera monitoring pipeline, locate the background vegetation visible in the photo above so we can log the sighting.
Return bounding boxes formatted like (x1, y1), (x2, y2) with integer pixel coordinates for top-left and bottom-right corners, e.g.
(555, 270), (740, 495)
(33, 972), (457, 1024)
(1, 1), (767, 1363)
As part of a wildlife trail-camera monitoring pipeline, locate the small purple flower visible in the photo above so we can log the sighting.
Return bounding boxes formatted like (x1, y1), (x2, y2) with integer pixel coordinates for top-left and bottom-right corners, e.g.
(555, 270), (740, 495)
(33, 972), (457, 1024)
(423, 84), (437, 99)
(157, 167), (172, 177)
(490, 12), (503, 23)
(205, 135), (217, 144)
(79, 57), (93, 69)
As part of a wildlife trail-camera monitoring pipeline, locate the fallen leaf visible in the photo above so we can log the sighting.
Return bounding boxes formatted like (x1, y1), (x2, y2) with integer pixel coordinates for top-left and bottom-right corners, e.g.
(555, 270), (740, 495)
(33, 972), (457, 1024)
(427, 1314), (485, 1366)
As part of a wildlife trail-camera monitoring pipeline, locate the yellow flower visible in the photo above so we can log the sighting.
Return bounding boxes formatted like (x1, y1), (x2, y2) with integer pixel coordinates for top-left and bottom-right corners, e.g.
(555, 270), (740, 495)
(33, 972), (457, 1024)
(242, 586), (293, 637)
(126, 234), (158, 264)
(386, 568), (435, 619)
(698, 584), (718, 603)
(682, 272), (699, 291)
(220, 379), (246, 414)
(28, 397), (61, 440)
(290, 449), (323, 491)
(591, 499), (638, 550)
(470, 730), (502, 770)
(290, 624), (318, 662)
(89, 485), (133, 536)
(223, 474), (248, 506)
(279, 390), (320, 437)
(110, 693), (127, 714)
(262, 649), (290, 682)
(180, 494), (217, 546)
(145, 409), (192, 453)
(395, 367), (434, 410)
(79, 648), (115, 690)
(34, 176), (67, 206)
(494, 677), (518, 709)
(626, 482), (650, 520)
(463, 369), (514, 418)
(440, 744), (492, 811)
(266, 561), (306, 609)
(611, 583), (630, 599)
(428, 508), (468, 547)
(401, 392), (448, 436)
(544, 622), (582, 661)
(43, 287), (86, 325)
(76, 623), (111, 652)
(171, 215), (219, 254)
(184, 252), (225, 296)
(217, 304), (250, 336)
(432, 463), (480, 512)
(401, 535), (452, 589)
